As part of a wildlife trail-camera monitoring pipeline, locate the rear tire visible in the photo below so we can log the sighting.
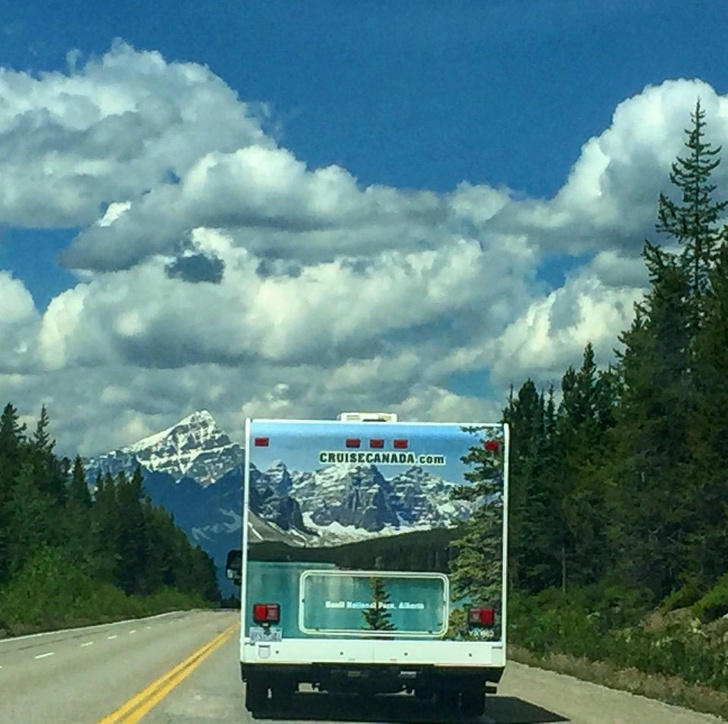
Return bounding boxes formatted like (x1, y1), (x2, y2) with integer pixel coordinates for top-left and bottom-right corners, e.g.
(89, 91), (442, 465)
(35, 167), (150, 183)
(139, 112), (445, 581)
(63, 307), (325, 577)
(435, 683), (458, 709)
(460, 687), (485, 718)
(270, 680), (295, 711)
(245, 677), (269, 715)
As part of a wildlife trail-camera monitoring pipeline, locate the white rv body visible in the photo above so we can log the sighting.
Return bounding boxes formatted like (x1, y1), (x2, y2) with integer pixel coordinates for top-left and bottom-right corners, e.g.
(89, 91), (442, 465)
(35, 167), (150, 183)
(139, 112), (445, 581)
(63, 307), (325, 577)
(230, 416), (509, 717)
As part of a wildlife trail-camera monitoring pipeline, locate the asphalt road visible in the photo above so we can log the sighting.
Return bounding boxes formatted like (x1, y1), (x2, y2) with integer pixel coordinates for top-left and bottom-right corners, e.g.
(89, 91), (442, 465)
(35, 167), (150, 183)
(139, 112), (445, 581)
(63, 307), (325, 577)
(0, 609), (237, 723)
(0, 610), (723, 724)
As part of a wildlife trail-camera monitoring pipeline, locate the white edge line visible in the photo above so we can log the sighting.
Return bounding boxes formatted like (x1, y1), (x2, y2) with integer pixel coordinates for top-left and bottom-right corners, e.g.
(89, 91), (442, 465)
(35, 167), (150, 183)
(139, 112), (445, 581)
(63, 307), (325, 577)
(0, 610), (186, 645)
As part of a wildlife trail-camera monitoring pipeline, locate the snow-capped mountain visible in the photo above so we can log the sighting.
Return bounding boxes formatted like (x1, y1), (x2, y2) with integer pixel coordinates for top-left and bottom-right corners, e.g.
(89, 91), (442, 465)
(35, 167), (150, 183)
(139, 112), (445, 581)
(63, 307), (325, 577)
(249, 462), (312, 536)
(84, 410), (243, 486)
(253, 461), (473, 546)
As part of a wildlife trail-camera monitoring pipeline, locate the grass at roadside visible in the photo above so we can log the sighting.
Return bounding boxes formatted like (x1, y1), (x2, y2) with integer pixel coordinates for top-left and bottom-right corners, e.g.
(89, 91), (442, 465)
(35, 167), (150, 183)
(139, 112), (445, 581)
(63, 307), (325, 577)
(508, 585), (728, 721)
(0, 548), (217, 639)
(509, 644), (728, 721)
(0, 593), (216, 639)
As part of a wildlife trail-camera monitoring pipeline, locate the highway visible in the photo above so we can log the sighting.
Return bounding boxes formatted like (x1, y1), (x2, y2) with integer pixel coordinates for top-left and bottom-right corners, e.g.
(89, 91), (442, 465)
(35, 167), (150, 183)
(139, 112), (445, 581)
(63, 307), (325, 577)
(0, 609), (722, 723)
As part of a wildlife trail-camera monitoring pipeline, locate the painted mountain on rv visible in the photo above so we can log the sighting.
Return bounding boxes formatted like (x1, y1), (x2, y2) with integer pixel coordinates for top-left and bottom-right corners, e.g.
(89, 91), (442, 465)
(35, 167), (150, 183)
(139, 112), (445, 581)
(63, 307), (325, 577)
(83, 412), (483, 582)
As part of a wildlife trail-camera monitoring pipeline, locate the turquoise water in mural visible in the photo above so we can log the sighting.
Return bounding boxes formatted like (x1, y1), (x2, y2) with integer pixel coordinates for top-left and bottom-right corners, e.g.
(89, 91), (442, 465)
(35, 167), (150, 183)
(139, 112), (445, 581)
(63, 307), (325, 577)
(245, 561), (336, 638)
(245, 561), (448, 639)
(301, 570), (447, 635)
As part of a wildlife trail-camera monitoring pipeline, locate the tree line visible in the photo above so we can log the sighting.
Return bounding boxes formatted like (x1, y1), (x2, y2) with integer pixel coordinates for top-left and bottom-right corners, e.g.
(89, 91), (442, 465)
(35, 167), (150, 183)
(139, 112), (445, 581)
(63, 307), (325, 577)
(502, 100), (728, 611)
(0, 403), (219, 631)
(441, 103), (728, 703)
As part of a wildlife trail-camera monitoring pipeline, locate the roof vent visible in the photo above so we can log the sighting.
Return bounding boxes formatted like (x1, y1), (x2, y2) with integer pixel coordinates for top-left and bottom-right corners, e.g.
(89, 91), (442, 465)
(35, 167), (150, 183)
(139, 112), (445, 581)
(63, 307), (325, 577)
(337, 412), (398, 423)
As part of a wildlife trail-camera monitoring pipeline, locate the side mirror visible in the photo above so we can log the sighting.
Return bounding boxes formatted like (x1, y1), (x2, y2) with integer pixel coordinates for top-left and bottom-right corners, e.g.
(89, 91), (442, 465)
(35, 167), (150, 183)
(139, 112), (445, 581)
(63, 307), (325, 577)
(225, 549), (242, 585)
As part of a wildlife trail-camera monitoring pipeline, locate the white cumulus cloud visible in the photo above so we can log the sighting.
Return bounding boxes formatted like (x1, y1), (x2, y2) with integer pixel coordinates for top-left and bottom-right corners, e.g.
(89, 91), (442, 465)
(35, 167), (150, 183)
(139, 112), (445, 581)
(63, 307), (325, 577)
(1, 43), (726, 455)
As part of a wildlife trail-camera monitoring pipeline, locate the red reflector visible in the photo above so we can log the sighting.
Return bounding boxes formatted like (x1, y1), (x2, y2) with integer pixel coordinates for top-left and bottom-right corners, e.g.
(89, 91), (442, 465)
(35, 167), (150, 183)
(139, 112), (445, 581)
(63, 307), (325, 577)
(370, 439), (384, 449)
(393, 439), (408, 449)
(484, 440), (499, 452)
(468, 607), (495, 627)
(254, 437), (269, 447)
(345, 438), (361, 448)
(253, 603), (280, 624)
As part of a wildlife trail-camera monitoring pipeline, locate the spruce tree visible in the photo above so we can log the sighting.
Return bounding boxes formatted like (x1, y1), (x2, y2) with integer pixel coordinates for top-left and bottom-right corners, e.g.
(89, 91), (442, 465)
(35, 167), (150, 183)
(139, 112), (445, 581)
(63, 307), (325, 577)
(687, 243), (728, 585)
(89, 471), (121, 584)
(0, 403), (26, 475)
(557, 344), (617, 587)
(603, 101), (728, 595)
(115, 468), (148, 595)
(363, 577), (396, 631)
(30, 406), (67, 506)
(656, 100), (727, 304)
(448, 428), (505, 605)
(503, 380), (566, 593)
(5, 460), (56, 576)
(32, 405), (52, 453)
(606, 244), (693, 598)
(140, 501), (175, 592)
(67, 456), (92, 509)
(0, 404), (25, 583)
(62, 456), (95, 575)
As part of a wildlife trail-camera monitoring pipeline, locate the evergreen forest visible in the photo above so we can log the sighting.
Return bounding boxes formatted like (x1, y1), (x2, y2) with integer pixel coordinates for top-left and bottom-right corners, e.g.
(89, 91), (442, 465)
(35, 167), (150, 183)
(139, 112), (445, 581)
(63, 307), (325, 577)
(0, 403), (220, 635)
(451, 101), (728, 713)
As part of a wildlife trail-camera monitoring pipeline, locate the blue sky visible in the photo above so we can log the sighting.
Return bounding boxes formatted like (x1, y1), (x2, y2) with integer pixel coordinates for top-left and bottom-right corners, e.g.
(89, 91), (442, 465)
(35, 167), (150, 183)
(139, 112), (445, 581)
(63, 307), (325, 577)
(1, 1), (727, 455)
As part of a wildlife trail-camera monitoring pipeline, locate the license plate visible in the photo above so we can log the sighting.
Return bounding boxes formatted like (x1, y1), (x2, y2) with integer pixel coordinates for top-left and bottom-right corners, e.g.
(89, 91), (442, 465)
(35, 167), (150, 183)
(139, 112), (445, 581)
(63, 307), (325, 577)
(249, 626), (282, 642)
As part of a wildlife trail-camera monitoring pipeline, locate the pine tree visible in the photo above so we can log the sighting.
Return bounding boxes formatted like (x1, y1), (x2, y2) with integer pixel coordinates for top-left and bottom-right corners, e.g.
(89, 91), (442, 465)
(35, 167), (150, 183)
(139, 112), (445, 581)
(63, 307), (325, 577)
(5, 460), (56, 576)
(606, 245), (693, 598)
(601, 102), (728, 597)
(656, 100), (727, 304)
(89, 471), (121, 584)
(62, 456), (95, 575)
(115, 468), (148, 595)
(0, 403), (26, 483)
(503, 380), (566, 593)
(448, 428), (505, 604)
(0, 403), (26, 583)
(32, 405), (52, 453)
(67, 456), (92, 509)
(686, 243), (728, 585)
(187, 545), (221, 603)
(30, 406), (67, 506)
(557, 344), (617, 588)
(139, 501), (175, 592)
(363, 577), (396, 631)
(0, 401), (222, 609)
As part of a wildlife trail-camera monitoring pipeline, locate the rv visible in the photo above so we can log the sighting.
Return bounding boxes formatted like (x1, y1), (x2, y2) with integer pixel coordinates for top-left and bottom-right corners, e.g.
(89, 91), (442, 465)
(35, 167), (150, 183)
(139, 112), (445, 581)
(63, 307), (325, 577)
(226, 412), (509, 718)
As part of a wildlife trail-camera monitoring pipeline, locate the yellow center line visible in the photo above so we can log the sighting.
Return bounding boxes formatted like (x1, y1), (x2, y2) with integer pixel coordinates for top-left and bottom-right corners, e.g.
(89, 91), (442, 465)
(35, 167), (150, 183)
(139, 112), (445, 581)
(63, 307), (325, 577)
(98, 623), (239, 723)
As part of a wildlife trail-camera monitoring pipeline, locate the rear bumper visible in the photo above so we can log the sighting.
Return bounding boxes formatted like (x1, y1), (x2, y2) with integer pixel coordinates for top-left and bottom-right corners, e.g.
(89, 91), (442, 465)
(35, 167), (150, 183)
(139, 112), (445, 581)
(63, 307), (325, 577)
(241, 662), (506, 685)
(241, 637), (506, 668)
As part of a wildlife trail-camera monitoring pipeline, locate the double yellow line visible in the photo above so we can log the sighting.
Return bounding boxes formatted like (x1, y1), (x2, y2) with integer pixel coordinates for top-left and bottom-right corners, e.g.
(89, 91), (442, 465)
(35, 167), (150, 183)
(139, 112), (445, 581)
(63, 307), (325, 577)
(99, 623), (238, 723)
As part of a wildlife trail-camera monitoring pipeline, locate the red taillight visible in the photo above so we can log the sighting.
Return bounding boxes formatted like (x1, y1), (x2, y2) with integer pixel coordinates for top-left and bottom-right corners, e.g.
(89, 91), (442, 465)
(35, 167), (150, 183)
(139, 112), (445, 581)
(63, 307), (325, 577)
(252, 603), (280, 624)
(345, 438), (361, 448)
(369, 439), (384, 448)
(254, 437), (269, 447)
(393, 439), (408, 449)
(484, 440), (499, 452)
(468, 607), (495, 627)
